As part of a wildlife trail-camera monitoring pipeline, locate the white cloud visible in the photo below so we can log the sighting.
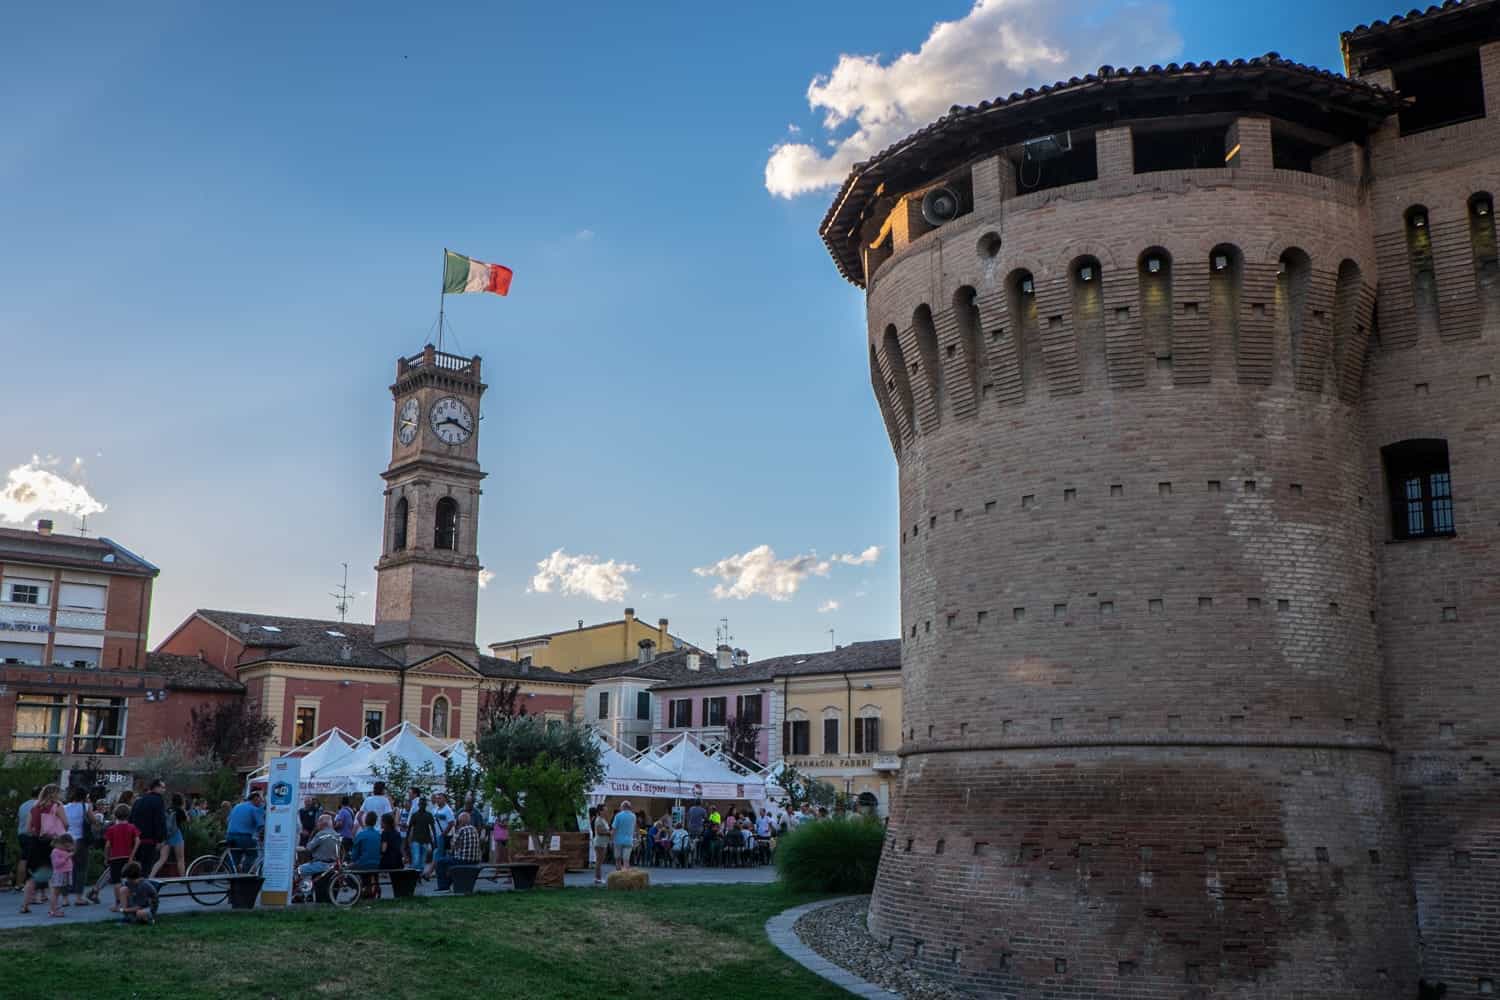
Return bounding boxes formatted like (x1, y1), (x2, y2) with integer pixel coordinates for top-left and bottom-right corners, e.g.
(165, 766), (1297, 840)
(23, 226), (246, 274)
(765, 0), (1180, 197)
(530, 548), (638, 603)
(575, 228), (595, 241)
(694, 544), (830, 601)
(818, 600), (840, 614)
(478, 569), (495, 589)
(0, 456), (106, 525)
(833, 545), (881, 566)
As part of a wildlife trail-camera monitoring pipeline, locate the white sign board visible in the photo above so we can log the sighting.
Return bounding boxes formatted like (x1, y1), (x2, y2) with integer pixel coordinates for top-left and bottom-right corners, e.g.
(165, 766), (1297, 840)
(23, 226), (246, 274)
(261, 756), (301, 906)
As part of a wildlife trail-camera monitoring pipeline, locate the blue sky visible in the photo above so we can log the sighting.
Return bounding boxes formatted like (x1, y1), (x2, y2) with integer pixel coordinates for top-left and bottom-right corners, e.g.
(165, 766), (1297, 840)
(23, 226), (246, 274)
(1, 0), (1389, 657)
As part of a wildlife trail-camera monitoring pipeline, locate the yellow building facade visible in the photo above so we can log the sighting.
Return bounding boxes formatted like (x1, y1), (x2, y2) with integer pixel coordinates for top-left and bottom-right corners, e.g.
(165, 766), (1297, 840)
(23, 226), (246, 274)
(487, 607), (685, 672)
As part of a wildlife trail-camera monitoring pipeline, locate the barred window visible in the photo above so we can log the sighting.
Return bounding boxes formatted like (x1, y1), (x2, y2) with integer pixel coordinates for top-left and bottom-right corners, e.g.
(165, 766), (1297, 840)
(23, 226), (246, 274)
(1384, 439), (1456, 540)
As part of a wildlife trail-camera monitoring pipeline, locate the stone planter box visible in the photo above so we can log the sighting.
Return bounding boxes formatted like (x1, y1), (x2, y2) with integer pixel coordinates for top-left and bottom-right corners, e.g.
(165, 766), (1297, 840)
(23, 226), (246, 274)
(514, 852), (567, 888)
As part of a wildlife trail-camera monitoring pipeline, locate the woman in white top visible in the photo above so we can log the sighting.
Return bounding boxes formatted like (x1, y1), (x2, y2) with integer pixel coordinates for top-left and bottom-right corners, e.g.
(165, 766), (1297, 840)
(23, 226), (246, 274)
(63, 788), (92, 905)
(359, 781), (394, 827)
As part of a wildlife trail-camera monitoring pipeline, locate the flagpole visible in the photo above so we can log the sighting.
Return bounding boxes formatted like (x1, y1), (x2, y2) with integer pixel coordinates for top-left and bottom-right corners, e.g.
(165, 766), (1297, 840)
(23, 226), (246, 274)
(438, 248), (447, 353)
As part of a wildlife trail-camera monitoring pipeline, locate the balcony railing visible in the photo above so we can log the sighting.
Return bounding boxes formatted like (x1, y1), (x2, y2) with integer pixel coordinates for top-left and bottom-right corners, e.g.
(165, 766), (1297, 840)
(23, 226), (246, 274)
(399, 345), (481, 378)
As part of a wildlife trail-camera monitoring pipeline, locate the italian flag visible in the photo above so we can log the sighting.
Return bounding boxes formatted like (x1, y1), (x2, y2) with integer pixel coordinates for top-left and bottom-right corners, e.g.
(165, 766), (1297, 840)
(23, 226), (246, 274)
(443, 250), (513, 296)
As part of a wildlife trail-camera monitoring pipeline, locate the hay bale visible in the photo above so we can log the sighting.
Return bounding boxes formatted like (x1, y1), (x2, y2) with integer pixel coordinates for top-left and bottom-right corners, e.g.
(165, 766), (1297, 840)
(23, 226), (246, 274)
(606, 869), (650, 891)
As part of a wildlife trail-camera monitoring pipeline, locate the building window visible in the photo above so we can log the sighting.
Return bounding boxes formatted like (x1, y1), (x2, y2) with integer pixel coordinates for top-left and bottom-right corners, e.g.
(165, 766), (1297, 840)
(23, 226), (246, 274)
(597, 691), (609, 720)
(823, 717), (840, 755)
(789, 719), (811, 756)
(294, 706), (318, 745)
(14, 693), (68, 753)
(636, 690), (651, 721)
(854, 717), (881, 754)
(633, 734), (649, 752)
(52, 646), (100, 670)
(1384, 439), (1456, 539)
(1133, 124), (1228, 173)
(364, 709), (384, 740)
(7, 583), (41, 605)
(72, 697), (127, 756)
(736, 693), (763, 724)
(669, 698), (692, 728)
(431, 696), (449, 738)
(705, 697), (727, 727)
(1395, 48), (1486, 135)
(392, 497), (408, 551)
(434, 497), (459, 551)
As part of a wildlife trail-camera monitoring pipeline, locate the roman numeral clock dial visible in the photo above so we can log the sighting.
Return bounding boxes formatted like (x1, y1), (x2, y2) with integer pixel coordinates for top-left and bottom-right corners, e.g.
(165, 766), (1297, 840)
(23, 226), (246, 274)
(429, 396), (474, 445)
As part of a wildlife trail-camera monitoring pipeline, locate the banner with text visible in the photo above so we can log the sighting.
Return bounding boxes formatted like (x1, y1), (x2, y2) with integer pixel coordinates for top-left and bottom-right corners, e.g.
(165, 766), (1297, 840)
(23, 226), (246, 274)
(261, 756), (301, 906)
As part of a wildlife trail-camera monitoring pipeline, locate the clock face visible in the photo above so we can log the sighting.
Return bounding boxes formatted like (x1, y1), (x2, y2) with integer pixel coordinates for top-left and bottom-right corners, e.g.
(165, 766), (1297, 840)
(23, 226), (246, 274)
(397, 398), (419, 445)
(429, 396), (474, 445)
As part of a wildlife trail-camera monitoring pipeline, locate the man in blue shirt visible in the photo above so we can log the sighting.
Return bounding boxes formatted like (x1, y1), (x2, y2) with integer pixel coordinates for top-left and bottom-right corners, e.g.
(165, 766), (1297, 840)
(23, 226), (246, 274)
(611, 799), (637, 872)
(225, 792), (265, 872)
(350, 812), (383, 869)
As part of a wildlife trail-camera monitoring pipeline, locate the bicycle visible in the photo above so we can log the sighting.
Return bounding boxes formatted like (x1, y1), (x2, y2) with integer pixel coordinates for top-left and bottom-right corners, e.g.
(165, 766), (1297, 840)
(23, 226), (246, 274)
(291, 854), (362, 908)
(184, 840), (265, 906)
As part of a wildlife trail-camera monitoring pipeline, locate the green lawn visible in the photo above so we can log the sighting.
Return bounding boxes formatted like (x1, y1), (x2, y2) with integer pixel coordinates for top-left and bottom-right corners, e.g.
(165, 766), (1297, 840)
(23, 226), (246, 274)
(0, 884), (848, 999)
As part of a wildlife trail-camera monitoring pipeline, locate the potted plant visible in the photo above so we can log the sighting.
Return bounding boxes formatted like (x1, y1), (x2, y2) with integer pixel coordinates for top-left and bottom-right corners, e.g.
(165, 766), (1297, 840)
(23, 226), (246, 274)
(486, 754), (585, 888)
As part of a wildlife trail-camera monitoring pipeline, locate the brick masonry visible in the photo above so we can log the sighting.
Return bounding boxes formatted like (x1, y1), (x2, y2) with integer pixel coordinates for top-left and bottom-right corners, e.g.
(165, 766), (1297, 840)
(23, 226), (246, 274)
(837, 32), (1500, 1000)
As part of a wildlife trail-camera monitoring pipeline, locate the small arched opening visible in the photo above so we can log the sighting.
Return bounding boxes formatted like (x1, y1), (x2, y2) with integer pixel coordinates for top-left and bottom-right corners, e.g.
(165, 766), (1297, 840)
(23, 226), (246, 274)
(434, 497), (459, 551)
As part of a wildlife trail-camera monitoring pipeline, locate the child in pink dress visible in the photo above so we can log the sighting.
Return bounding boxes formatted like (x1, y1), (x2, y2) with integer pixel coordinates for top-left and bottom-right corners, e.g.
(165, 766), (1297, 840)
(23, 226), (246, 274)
(48, 835), (75, 917)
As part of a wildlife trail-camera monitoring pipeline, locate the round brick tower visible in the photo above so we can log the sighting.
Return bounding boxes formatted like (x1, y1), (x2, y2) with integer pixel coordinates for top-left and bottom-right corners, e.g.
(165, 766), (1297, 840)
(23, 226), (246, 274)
(821, 58), (1422, 997)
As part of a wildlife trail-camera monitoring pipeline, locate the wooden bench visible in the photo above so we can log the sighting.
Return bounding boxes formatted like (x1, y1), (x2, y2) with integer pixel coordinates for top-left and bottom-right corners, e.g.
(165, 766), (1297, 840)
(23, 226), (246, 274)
(152, 873), (265, 909)
(447, 862), (540, 895)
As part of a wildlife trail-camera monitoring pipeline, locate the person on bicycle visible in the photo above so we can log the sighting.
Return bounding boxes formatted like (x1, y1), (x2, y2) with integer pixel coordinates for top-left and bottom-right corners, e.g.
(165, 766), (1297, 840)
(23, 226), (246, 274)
(298, 815), (342, 881)
(225, 791), (265, 872)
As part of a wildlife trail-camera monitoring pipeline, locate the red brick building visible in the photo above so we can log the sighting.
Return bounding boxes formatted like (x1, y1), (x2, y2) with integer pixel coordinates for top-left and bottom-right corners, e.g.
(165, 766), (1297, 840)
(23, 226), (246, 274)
(0, 521), (242, 776)
(821, 2), (1500, 996)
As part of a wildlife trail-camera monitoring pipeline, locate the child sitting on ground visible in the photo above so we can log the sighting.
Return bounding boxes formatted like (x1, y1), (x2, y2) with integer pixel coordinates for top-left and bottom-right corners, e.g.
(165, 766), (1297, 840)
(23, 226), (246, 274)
(119, 862), (157, 925)
(47, 834), (75, 917)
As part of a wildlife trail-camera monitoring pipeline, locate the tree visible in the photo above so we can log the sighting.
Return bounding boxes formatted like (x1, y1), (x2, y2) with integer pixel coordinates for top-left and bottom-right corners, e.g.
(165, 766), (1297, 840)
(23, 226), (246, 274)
(772, 763), (837, 812)
(368, 756), (440, 803)
(442, 751), (485, 811)
(0, 755), (58, 865)
(477, 681), (526, 735)
(189, 700), (277, 767)
(484, 753), (587, 854)
(475, 715), (603, 789)
(135, 739), (216, 793)
(723, 714), (761, 767)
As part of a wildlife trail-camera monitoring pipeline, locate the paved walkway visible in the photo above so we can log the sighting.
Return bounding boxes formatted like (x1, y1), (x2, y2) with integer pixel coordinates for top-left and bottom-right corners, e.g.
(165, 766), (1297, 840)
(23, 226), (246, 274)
(765, 897), (900, 1000)
(0, 863), (776, 932)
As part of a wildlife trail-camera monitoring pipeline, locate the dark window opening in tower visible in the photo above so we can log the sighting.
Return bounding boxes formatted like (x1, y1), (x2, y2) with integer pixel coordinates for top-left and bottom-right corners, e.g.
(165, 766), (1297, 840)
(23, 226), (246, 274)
(882, 325), (918, 434)
(1382, 439), (1456, 540)
(1012, 133), (1097, 193)
(1007, 269), (1041, 395)
(1469, 193), (1499, 338)
(1133, 125), (1228, 173)
(392, 496), (408, 552)
(1331, 260), (1362, 399)
(1395, 48), (1486, 135)
(1405, 205), (1442, 341)
(1070, 256), (1106, 387)
(1271, 130), (1324, 173)
(434, 496), (459, 551)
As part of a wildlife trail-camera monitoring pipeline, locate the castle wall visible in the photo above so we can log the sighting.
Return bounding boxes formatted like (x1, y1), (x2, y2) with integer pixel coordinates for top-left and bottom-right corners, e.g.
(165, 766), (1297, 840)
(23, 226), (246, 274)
(864, 129), (1419, 996)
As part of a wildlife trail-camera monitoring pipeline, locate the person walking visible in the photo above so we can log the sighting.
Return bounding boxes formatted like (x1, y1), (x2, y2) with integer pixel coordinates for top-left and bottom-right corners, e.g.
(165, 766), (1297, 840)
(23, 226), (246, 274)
(95, 803), (139, 910)
(406, 797), (436, 877)
(611, 800), (637, 873)
(333, 796), (357, 858)
(590, 806), (610, 885)
(14, 785), (39, 891)
(20, 784), (66, 914)
(150, 794), (189, 878)
(128, 779), (168, 871)
(430, 792), (455, 873)
(63, 787), (93, 906)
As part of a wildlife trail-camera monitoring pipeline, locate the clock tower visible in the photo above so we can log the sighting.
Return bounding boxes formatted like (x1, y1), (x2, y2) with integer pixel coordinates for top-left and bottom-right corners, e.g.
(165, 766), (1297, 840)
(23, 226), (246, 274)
(373, 344), (487, 666)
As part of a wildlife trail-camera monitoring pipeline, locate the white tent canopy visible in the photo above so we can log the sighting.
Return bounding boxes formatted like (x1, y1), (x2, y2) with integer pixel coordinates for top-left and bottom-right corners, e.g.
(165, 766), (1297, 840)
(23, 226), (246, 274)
(443, 740), (472, 767)
(295, 729), (355, 775)
(299, 723), (449, 794)
(590, 731), (765, 803)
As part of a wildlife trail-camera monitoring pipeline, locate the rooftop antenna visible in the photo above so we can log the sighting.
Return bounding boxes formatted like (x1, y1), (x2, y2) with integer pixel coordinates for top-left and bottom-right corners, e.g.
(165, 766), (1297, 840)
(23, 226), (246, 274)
(716, 618), (733, 648)
(330, 562), (353, 623)
(828, 628), (836, 650)
(78, 514), (89, 538)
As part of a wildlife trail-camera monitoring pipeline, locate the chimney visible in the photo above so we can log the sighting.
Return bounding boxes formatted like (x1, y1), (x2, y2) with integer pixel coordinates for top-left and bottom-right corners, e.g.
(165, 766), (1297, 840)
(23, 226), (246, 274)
(716, 644), (732, 670)
(36, 519), (53, 536)
(733, 647), (749, 667)
(658, 617), (669, 649)
(623, 607), (636, 622)
(638, 638), (656, 664)
(339, 643), (353, 662)
(686, 652), (701, 671)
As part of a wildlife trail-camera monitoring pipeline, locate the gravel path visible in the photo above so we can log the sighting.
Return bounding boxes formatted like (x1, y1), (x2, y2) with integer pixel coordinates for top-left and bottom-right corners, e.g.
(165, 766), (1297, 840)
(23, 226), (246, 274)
(793, 898), (959, 1000)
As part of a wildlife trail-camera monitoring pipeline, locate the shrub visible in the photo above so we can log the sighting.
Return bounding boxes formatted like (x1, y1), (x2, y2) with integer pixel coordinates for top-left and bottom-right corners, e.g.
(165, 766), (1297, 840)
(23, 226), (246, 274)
(184, 810), (226, 863)
(775, 817), (885, 894)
